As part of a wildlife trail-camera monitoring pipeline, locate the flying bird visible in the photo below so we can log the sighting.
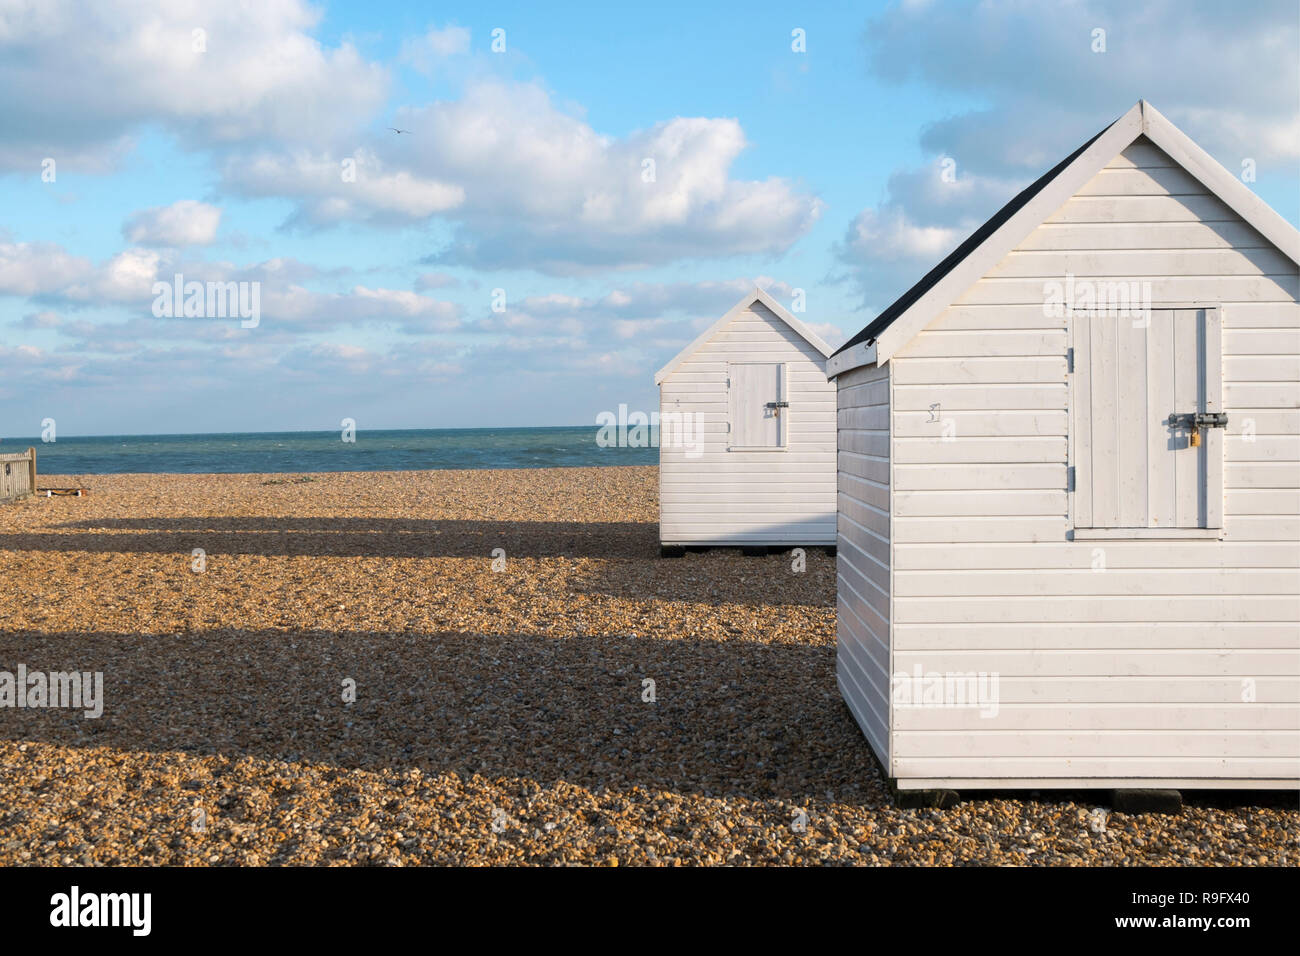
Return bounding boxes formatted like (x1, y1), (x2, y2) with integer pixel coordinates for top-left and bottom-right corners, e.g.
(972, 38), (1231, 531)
(387, 127), (411, 134)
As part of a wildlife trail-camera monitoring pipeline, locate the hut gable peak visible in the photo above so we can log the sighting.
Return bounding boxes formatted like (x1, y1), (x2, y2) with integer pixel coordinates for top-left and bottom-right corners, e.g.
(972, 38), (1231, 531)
(654, 287), (832, 385)
(828, 99), (1300, 377)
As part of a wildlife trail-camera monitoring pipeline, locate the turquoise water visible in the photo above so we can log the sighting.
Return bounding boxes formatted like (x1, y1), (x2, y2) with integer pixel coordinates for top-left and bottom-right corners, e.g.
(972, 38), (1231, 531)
(0, 427), (655, 475)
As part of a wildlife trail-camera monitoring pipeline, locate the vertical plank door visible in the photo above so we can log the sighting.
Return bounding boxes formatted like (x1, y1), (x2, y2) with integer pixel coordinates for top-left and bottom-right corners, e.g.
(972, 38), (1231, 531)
(728, 363), (785, 449)
(1074, 307), (1219, 529)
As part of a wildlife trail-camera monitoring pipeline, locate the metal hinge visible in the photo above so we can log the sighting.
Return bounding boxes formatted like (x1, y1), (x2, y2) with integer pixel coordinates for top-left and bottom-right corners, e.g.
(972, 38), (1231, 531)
(1066, 347), (1074, 374)
(1067, 466), (1075, 492)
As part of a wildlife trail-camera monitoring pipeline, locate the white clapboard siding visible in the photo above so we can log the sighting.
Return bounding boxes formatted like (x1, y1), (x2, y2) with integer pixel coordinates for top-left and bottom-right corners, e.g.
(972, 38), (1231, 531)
(836, 361), (892, 770)
(839, 134), (1300, 788)
(658, 298), (836, 544)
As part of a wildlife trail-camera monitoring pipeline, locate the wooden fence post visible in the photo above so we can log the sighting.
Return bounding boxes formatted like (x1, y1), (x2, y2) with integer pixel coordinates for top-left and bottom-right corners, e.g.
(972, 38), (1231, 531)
(27, 446), (36, 497)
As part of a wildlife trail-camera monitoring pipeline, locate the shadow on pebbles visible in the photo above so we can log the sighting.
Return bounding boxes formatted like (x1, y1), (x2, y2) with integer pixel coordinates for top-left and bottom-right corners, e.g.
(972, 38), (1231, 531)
(0, 468), (1295, 865)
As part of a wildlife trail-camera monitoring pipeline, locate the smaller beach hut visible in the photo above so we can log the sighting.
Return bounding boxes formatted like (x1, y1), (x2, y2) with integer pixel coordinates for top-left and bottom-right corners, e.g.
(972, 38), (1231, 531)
(655, 288), (837, 554)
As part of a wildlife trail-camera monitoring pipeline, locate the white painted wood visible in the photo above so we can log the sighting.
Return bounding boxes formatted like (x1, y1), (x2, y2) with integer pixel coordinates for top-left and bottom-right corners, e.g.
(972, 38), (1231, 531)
(893, 410), (1067, 438)
(1147, 309), (1177, 527)
(1019, 220), (1273, 252)
(893, 383), (1066, 411)
(655, 286), (829, 383)
(894, 463), (1066, 490)
(1072, 527), (1223, 540)
(1102, 141), (1176, 167)
(903, 330), (1065, 357)
(893, 731), (1300, 760)
(894, 568), (1299, 596)
(825, 340), (876, 379)
(1072, 307), (1221, 530)
(1117, 311), (1148, 526)
(895, 776), (1300, 790)
(1073, 307), (1094, 527)
(1090, 311), (1121, 522)
(728, 362), (785, 449)
(833, 116), (1300, 789)
(658, 291), (836, 545)
(894, 621), (1300, 649)
(1205, 306), (1225, 528)
(834, 362), (893, 772)
(893, 437), (1066, 464)
(890, 356), (1067, 385)
(1141, 100), (1300, 264)
(899, 780), (1300, 790)
(989, 248), (1294, 278)
(1173, 309), (1201, 527)
(958, 275), (1297, 304)
(1074, 163), (1218, 197)
(893, 490), (1065, 517)
(894, 541), (1300, 569)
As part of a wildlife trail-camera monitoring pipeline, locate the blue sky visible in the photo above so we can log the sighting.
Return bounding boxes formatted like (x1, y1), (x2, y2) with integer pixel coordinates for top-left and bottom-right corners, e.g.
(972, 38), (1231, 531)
(1, 0), (1297, 436)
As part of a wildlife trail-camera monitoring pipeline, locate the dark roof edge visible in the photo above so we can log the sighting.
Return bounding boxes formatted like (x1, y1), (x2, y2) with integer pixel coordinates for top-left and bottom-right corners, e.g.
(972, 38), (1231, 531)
(831, 122), (1114, 358)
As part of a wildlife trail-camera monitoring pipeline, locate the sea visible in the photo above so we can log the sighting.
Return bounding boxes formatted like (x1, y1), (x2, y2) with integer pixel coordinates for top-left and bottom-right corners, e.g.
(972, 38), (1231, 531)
(0, 427), (656, 475)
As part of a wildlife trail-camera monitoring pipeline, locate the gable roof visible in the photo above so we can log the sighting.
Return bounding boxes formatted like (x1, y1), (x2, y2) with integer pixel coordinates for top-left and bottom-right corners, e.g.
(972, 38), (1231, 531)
(654, 286), (832, 385)
(828, 100), (1300, 378)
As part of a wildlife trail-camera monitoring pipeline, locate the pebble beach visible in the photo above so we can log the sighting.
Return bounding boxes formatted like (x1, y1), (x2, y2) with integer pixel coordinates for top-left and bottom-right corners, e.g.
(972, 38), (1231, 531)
(0, 467), (1294, 866)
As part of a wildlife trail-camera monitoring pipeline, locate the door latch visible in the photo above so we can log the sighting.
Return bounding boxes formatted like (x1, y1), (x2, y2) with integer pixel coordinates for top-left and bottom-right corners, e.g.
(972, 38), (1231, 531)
(765, 400), (788, 418)
(1171, 411), (1228, 448)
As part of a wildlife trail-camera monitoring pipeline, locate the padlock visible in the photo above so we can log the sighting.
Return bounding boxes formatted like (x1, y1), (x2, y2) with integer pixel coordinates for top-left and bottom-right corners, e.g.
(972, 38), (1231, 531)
(1190, 428), (1202, 448)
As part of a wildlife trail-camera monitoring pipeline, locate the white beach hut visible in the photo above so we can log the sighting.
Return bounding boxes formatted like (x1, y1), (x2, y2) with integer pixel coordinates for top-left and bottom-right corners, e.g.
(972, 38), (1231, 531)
(656, 288), (837, 555)
(828, 101), (1300, 798)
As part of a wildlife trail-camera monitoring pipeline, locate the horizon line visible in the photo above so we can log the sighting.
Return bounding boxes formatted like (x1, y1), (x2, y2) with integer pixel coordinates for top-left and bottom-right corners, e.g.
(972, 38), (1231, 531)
(0, 424), (597, 442)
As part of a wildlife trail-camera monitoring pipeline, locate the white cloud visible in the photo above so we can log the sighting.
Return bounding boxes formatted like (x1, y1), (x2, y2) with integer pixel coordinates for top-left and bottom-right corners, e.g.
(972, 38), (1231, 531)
(71, 249), (166, 303)
(0, 0), (388, 170)
(0, 238), (461, 334)
(16, 309), (65, 329)
(399, 25), (471, 72)
(414, 272), (460, 291)
(868, 0), (1299, 166)
(223, 80), (823, 273)
(124, 200), (223, 246)
(461, 277), (822, 381)
(226, 149), (464, 227)
(1, 5), (819, 277)
(0, 240), (94, 296)
(835, 161), (1018, 308)
(505, 277), (799, 322)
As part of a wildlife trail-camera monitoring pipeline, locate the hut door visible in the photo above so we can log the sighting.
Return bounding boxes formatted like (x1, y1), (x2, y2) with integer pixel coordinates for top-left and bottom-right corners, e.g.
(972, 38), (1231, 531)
(1072, 307), (1223, 531)
(728, 362), (787, 449)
